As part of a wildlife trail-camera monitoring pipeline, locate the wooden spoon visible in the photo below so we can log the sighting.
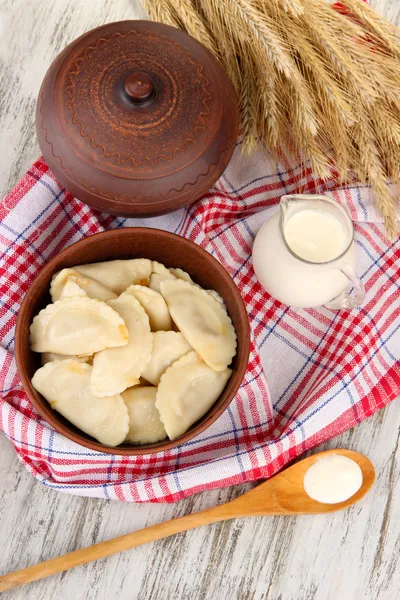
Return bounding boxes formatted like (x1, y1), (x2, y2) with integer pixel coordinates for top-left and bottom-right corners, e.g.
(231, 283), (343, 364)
(0, 448), (375, 593)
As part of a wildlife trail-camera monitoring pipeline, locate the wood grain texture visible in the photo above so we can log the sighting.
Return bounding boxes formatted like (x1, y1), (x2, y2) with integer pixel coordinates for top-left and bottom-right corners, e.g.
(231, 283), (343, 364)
(0, 450), (376, 593)
(0, 1), (399, 599)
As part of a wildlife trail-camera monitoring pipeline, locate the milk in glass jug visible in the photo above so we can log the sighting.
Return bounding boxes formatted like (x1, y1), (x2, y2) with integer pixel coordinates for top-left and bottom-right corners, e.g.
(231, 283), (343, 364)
(252, 194), (365, 309)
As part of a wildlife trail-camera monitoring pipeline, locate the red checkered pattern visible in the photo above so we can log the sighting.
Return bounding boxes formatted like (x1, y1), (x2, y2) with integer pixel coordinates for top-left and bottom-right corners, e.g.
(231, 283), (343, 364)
(0, 140), (399, 502)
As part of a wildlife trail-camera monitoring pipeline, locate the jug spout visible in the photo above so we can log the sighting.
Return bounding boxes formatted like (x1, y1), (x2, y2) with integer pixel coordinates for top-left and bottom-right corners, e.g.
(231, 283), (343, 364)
(280, 193), (341, 224)
(280, 194), (316, 212)
(279, 194), (299, 226)
(279, 195), (291, 218)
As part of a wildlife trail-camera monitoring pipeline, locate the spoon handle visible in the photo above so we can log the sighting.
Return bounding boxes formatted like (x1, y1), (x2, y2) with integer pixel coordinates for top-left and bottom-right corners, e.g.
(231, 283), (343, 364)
(0, 504), (236, 593)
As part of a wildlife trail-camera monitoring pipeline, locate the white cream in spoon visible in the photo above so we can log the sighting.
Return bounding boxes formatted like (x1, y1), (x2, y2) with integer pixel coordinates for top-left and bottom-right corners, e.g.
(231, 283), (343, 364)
(304, 454), (363, 504)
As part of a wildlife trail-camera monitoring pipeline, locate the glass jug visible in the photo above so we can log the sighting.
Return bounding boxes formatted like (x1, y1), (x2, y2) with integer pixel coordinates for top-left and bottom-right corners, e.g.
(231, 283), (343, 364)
(252, 194), (365, 309)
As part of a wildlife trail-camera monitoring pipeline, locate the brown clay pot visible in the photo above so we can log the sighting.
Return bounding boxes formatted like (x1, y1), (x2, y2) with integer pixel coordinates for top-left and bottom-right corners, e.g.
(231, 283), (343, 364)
(15, 229), (250, 456)
(36, 20), (239, 217)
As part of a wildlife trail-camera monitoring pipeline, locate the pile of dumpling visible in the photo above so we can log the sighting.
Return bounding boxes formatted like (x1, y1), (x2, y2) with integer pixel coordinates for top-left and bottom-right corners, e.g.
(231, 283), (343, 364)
(30, 258), (237, 447)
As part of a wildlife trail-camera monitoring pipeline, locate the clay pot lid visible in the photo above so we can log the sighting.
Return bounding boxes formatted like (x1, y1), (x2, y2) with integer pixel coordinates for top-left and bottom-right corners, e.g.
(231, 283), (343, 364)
(36, 20), (238, 217)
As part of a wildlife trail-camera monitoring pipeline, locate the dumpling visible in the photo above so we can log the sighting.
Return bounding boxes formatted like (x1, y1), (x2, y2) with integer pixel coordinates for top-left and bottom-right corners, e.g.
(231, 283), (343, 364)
(90, 294), (152, 397)
(123, 285), (172, 332)
(156, 351), (232, 440)
(169, 267), (226, 309)
(32, 360), (129, 446)
(122, 386), (167, 444)
(148, 274), (171, 294)
(75, 259), (152, 295)
(41, 352), (92, 366)
(59, 279), (87, 300)
(159, 279), (237, 371)
(148, 261), (176, 294)
(207, 289), (226, 309)
(142, 331), (192, 385)
(30, 297), (128, 355)
(50, 268), (117, 302)
(152, 261), (173, 276)
(169, 267), (193, 283)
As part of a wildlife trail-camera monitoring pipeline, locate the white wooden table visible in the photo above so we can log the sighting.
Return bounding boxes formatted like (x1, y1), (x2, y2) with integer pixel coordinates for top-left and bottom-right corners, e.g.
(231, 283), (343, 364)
(0, 1), (399, 598)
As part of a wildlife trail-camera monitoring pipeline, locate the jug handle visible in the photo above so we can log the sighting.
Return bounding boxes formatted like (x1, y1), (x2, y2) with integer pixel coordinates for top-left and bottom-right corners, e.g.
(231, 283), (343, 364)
(325, 263), (365, 310)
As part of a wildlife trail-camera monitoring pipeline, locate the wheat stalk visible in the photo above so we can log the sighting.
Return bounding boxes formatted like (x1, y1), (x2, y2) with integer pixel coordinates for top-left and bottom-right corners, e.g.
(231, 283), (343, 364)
(257, 63), (280, 151)
(164, 0), (218, 56)
(342, 0), (400, 58)
(141, 0), (181, 28)
(143, 0), (400, 236)
(228, 0), (293, 79)
(278, 0), (305, 18)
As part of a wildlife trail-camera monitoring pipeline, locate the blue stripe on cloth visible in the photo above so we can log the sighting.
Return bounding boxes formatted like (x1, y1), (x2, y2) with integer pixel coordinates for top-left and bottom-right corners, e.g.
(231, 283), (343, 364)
(228, 166), (299, 194)
(242, 219), (256, 241)
(3, 433), (105, 456)
(209, 216), (252, 243)
(357, 238), (400, 290)
(268, 312), (341, 409)
(173, 444), (183, 493)
(233, 255), (251, 280)
(221, 173), (238, 194)
(0, 298), (18, 315)
(0, 385), (22, 394)
(358, 308), (397, 363)
(0, 221), (48, 263)
(257, 306), (290, 349)
(276, 164), (289, 196)
(226, 405), (246, 480)
(173, 467), (183, 494)
(104, 455), (115, 500)
(37, 179), (87, 236)
(174, 211), (186, 234)
(356, 188), (368, 220)
(254, 310), (360, 427)
(5, 337), (14, 351)
(48, 428), (54, 464)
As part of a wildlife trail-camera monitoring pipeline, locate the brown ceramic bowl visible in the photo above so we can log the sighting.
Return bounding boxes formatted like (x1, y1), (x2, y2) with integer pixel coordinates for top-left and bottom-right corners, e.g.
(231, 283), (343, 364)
(15, 228), (250, 455)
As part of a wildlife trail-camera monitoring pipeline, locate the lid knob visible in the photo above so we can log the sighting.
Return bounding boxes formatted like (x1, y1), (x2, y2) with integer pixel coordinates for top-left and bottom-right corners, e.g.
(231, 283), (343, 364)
(124, 71), (155, 104)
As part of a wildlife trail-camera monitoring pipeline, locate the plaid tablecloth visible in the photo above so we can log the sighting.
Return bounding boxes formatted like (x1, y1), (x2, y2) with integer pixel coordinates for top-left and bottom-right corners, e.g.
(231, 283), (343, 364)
(0, 141), (399, 502)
